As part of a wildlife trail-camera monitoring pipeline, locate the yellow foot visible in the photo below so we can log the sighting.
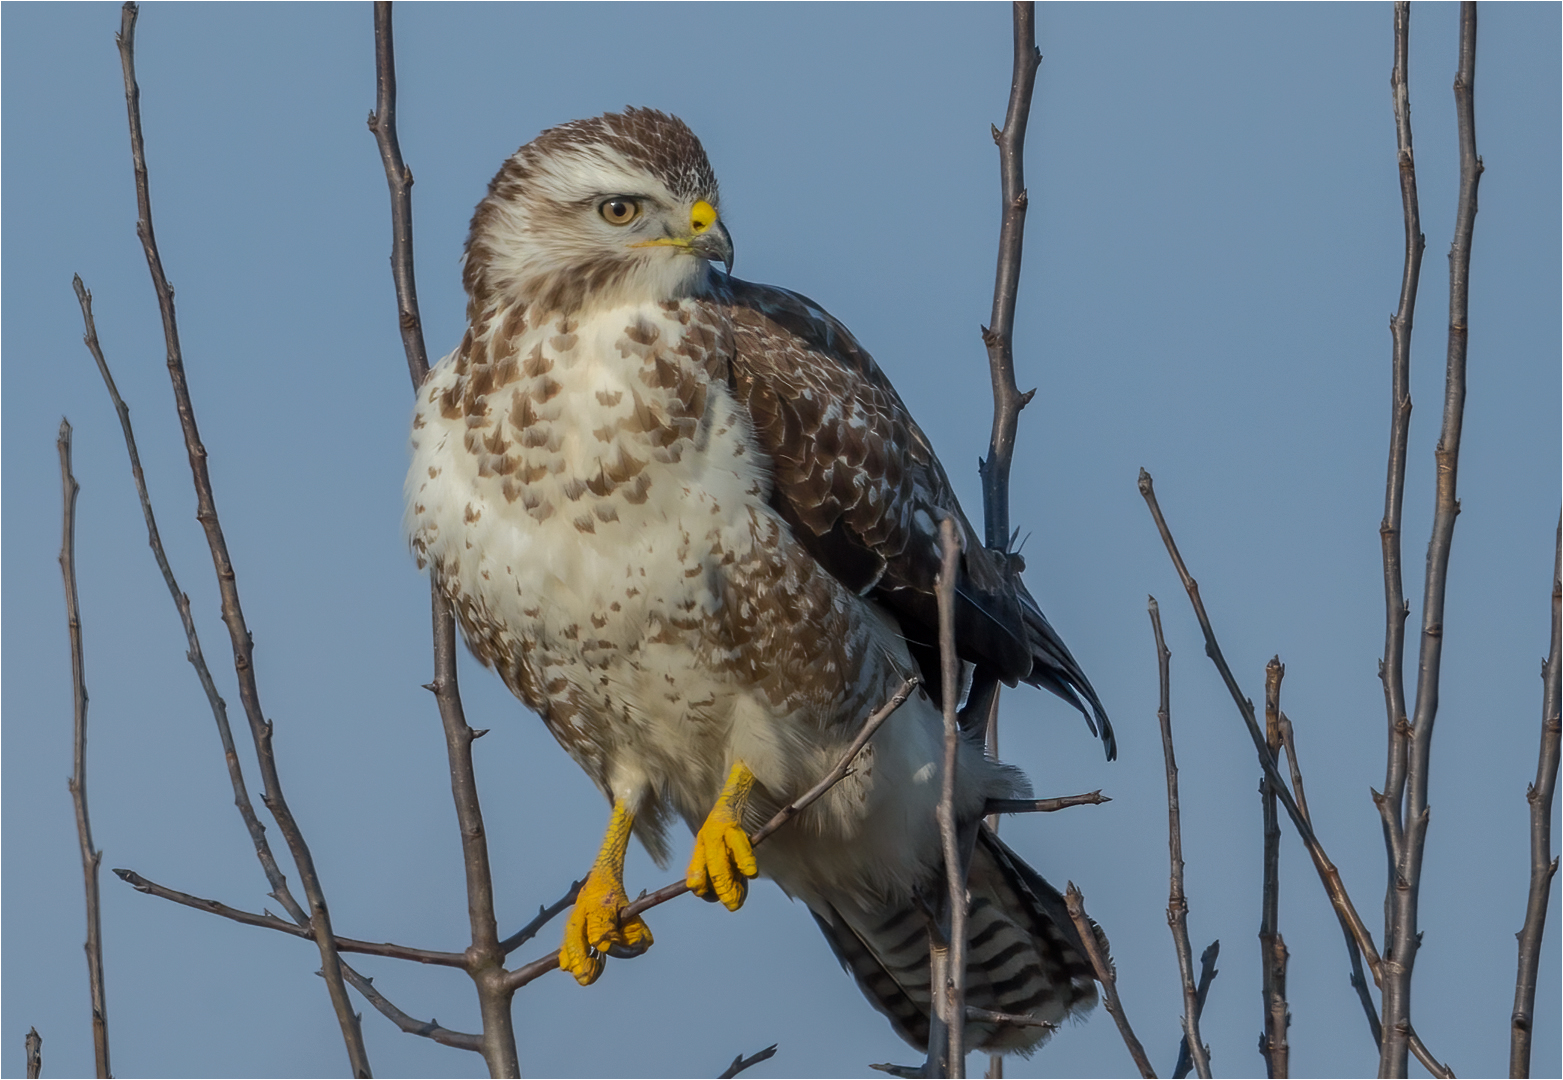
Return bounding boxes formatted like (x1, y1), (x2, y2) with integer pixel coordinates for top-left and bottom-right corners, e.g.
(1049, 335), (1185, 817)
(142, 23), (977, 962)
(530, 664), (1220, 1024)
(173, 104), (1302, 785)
(686, 761), (759, 911)
(561, 800), (653, 986)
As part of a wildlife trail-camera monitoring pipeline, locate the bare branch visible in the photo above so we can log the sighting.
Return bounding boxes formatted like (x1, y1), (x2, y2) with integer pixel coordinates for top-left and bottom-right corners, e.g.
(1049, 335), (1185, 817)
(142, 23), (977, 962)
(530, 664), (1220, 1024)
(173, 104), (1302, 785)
(977, 11), (1041, 1068)
(1065, 883), (1155, 1078)
(1173, 941), (1221, 1079)
(1138, 469), (1384, 975)
(114, 8), (369, 1072)
(1260, 658), (1289, 1078)
(499, 881), (583, 957)
(58, 421), (111, 1079)
(1150, 598), (1208, 1079)
(1383, 6), (1482, 1072)
(1283, 717), (1379, 1050)
(748, 677), (919, 850)
(965, 1008), (1054, 1031)
(72, 275), (311, 938)
(1379, 0), (1424, 930)
(363, 6), (517, 1072)
(978, 0), (1042, 550)
(1275, 714), (1312, 832)
(984, 791), (1110, 815)
(24, 1028), (40, 1080)
(502, 677), (918, 993)
(717, 1043), (778, 1079)
(113, 869), (467, 967)
(367, 0), (429, 388)
(1511, 519), (1562, 1077)
(936, 519), (968, 1077)
(337, 965), (482, 1053)
(1139, 473), (1454, 1072)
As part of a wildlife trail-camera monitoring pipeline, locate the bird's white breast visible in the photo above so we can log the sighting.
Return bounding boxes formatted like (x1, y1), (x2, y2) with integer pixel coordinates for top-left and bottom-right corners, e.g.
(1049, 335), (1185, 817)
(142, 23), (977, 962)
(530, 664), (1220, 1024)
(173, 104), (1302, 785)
(405, 296), (1017, 897)
(405, 300), (779, 799)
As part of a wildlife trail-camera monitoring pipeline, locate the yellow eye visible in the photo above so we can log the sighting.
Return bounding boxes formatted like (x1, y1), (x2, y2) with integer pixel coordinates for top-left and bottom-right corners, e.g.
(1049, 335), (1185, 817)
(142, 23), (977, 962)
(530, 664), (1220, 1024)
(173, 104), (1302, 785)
(599, 198), (640, 226)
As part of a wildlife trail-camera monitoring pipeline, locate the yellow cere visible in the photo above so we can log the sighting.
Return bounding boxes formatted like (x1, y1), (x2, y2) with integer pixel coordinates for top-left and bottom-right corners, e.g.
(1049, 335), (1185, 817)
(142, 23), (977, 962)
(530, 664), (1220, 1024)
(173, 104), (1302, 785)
(689, 200), (718, 234)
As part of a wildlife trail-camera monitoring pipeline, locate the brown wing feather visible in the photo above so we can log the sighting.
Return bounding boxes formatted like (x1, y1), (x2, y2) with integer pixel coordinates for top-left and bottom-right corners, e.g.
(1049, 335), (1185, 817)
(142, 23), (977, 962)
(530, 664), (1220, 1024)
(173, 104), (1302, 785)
(717, 278), (1116, 758)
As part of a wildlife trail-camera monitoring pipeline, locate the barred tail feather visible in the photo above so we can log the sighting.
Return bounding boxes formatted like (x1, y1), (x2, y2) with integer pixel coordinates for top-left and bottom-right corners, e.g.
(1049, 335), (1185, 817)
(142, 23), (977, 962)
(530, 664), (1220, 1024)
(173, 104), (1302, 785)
(808, 826), (1100, 1056)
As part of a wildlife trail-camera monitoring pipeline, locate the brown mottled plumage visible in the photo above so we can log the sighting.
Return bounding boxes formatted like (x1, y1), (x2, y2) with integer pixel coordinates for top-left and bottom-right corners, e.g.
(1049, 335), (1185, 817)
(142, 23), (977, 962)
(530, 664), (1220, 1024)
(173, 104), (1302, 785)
(405, 108), (1112, 1054)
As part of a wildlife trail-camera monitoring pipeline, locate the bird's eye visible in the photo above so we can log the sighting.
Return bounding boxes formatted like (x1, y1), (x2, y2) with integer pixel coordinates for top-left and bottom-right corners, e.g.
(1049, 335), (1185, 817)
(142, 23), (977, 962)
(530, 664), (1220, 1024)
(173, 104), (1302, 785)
(599, 198), (640, 226)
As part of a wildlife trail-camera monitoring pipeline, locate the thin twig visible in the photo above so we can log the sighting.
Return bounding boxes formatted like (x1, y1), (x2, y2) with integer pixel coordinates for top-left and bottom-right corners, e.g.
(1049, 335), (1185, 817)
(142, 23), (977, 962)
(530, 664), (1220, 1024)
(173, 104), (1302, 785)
(1379, 0), (1424, 937)
(747, 677), (919, 850)
(1260, 658), (1289, 1079)
(1276, 714), (1313, 831)
(1383, 6), (1482, 1073)
(978, 0), (1041, 550)
(1138, 469), (1384, 975)
(498, 881), (583, 957)
(978, 13), (1041, 1071)
(1065, 883), (1155, 1078)
(984, 791), (1110, 815)
(365, 5), (516, 1073)
(24, 1028), (40, 1080)
(58, 422), (110, 1080)
(114, 8), (369, 1073)
(1139, 472), (1452, 1076)
(1511, 519), (1562, 1078)
(717, 1044), (778, 1079)
(368, 0), (429, 389)
(501, 677), (918, 993)
(966, 1008), (1055, 1030)
(1150, 598), (1208, 1079)
(79, 274), (421, 1075)
(1284, 714), (1379, 1049)
(112, 869), (467, 966)
(337, 965), (482, 1053)
(937, 519), (968, 1078)
(72, 275), (311, 937)
(1174, 942), (1221, 1079)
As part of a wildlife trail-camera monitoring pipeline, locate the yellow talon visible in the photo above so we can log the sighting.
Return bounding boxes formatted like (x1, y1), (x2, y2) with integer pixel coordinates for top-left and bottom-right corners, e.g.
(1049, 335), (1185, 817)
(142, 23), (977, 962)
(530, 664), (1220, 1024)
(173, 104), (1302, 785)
(686, 761), (759, 911)
(561, 800), (653, 986)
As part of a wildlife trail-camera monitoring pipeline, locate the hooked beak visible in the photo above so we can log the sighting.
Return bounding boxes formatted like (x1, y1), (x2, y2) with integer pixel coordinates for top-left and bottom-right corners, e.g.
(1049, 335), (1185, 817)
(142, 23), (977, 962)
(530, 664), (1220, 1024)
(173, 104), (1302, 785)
(690, 217), (734, 275)
(632, 199), (734, 274)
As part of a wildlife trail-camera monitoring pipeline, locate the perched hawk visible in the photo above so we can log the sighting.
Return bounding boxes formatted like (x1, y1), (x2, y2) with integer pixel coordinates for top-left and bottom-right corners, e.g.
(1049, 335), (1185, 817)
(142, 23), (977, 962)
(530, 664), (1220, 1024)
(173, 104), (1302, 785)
(406, 108), (1114, 1055)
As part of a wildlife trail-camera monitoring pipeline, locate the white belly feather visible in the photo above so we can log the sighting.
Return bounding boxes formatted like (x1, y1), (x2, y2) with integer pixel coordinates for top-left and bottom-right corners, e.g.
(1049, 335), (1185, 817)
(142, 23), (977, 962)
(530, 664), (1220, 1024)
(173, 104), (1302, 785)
(405, 297), (1023, 901)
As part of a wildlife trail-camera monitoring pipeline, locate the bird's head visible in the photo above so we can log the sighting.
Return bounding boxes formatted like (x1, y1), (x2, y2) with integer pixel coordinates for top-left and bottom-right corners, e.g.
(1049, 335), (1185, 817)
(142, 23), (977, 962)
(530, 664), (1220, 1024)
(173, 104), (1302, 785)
(463, 108), (733, 316)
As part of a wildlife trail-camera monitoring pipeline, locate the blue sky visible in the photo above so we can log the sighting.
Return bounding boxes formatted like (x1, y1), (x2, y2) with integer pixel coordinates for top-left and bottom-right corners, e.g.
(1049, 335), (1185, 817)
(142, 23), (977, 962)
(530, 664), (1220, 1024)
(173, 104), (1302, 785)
(4, 4), (1558, 1077)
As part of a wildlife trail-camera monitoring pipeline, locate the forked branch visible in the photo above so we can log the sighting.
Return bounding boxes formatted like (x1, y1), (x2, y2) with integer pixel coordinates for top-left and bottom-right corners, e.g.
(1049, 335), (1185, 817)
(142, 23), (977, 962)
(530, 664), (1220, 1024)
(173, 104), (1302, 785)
(1379, 0), (1423, 916)
(1139, 469), (1381, 975)
(367, 3), (517, 1072)
(718, 1044), (779, 1079)
(114, 7), (369, 1074)
(1139, 471), (1448, 1077)
(1382, 5), (1481, 1072)
(72, 275), (312, 944)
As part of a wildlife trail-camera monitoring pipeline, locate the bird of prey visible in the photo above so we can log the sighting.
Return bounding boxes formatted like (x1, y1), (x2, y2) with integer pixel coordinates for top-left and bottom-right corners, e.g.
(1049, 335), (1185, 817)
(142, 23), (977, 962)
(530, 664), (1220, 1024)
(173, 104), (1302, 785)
(405, 108), (1114, 1055)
